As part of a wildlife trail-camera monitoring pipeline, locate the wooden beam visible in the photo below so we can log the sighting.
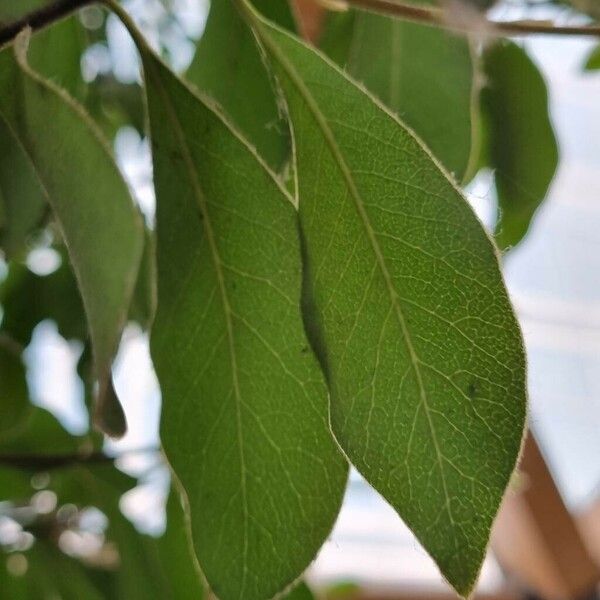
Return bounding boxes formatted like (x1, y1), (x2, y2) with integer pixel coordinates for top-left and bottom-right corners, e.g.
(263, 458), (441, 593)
(292, 0), (326, 42)
(492, 432), (600, 599)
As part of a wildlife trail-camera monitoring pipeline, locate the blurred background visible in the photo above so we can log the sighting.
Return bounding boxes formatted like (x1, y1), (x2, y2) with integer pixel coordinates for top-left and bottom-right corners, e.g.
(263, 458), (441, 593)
(1, 0), (599, 598)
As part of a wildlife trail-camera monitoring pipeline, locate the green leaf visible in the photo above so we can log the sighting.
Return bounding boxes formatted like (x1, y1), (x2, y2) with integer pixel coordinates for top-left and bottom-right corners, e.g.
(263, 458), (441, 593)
(320, 7), (476, 181)
(584, 44), (600, 70)
(0, 346), (29, 438)
(0, 254), (86, 346)
(185, 0), (296, 170)
(119, 19), (348, 599)
(0, 18), (87, 258)
(27, 16), (87, 101)
(0, 33), (144, 437)
(0, 0), (50, 21)
(0, 406), (93, 456)
(481, 41), (558, 250)
(252, 15), (526, 596)
(21, 543), (106, 600)
(0, 117), (46, 258)
(283, 581), (315, 600)
(52, 467), (204, 599)
(128, 227), (156, 329)
(85, 76), (145, 140)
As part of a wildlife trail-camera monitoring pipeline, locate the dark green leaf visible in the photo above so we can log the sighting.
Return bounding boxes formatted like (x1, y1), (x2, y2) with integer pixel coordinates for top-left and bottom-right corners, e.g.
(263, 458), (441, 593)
(22, 542), (105, 600)
(185, 0), (296, 170)
(253, 15), (526, 596)
(0, 33), (144, 437)
(85, 76), (145, 140)
(0, 117), (46, 258)
(120, 21), (348, 599)
(284, 581), (315, 600)
(481, 41), (558, 250)
(27, 16), (87, 100)
(0, 406), (93, 456)
(0, 255), (86, 346)
(320, 7), (476, 180)
(0, 0), (50, 22)
(0, 346), (29, 439)
(53, 466), (203, 600)
(128, 227), (156, 329)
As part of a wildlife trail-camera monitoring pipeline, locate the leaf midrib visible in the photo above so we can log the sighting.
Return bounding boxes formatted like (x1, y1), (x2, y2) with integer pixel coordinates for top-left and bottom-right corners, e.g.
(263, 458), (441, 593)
(148, 63), (250, 596)
(258, 24), (456, 526)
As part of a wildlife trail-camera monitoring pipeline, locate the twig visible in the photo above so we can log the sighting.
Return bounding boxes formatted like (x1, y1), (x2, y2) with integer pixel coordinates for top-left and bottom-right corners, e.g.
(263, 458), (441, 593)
(0, 0), (95, 47)
(343, 0), (600, 37)
(0, 447), (160, 470)
(0, 0), (598, 49)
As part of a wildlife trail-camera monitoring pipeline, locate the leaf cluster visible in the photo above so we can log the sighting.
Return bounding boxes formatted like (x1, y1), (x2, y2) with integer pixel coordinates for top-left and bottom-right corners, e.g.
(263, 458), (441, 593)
(0, 0), (560, 597)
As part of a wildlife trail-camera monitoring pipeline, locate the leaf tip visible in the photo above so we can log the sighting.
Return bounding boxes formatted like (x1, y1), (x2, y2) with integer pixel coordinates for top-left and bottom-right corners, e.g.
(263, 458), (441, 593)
(13, 27), (32, 64)
(93, 378), (127, 439)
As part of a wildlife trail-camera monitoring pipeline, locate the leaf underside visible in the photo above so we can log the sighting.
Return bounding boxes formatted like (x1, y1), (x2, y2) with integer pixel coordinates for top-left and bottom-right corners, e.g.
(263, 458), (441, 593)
(186, 0), (296, 171)
(255, 17), (527, 596)
(0, 35), (144, 437)
(320, 7), (475, 181)
(142, 48), (348, 600)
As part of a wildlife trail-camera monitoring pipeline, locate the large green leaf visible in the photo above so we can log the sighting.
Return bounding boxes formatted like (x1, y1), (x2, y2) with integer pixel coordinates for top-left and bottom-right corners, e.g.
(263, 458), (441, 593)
(186, 0), (296, 170)
(251, 15), (526, 596)
(320, 7), (475, 181)
(481, 41), (558, 250)
(0, 33), (144, 437)
(112, 16), (349, 598)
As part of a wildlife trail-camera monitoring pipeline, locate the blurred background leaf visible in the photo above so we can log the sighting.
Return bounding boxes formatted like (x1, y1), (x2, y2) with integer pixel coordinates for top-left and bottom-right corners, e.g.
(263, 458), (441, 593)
(185, 0), (297, 171)
(319, 4), (477, 182)
(481, 40), (559, 251)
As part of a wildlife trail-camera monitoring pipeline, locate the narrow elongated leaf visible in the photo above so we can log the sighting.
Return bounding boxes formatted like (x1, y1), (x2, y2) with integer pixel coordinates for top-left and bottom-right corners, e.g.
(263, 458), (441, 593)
(252, 15), (526, 596)
(481, 41), (558, 250)
(0, 33), (144, 437)
(0, 18), (86, 258)
(186, 0), (296, 170)
(117, 23), (349, 600)
(320, 7), (476, 180)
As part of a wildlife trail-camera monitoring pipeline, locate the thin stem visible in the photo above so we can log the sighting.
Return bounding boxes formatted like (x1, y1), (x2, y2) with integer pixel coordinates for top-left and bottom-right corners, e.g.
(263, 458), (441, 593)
(343, 0), (600, 37)
(0, 447), (161, 470)
(0, 0), (95, 47)
(0, 0), (598, 49)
